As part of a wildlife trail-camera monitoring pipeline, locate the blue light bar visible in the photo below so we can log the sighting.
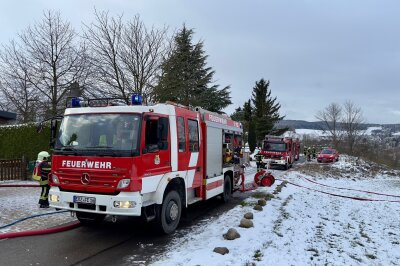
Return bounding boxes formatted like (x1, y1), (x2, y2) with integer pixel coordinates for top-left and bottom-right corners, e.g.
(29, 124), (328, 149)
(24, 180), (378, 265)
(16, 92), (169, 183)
(131, 94), (142, 105)
(71, 97), (81, 107)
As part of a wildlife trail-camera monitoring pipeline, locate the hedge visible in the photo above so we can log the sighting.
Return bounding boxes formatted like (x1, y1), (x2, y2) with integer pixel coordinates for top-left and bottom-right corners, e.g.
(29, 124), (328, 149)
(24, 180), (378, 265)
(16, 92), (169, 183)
(0, 123), (51, 161)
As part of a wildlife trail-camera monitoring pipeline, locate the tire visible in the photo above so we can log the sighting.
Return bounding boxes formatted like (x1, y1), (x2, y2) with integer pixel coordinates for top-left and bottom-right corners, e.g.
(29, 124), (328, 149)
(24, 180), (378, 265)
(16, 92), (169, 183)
(157, 190), (182, 234)
(222, 175), (232, 203)
(284, 163), (288, 170)
(76, 212), (105, 225)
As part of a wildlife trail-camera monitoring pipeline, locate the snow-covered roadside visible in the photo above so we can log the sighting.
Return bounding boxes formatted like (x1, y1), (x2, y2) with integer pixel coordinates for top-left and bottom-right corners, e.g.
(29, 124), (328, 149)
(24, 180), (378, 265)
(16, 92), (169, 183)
(151, 159), (400, 266)
(0, 182), (76, 233)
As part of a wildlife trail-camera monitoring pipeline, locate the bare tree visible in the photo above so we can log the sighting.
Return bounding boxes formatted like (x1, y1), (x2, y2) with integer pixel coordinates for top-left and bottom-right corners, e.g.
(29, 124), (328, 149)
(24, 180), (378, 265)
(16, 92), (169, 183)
(19, 10), (88, 117)
(0, 41), (39, 122)
(84, 11), (170, 103)
(342, 100), (364, 155)
(83, 10), (128, 101)
(120, 15), (169, 101)
(315, 102), (343, 149)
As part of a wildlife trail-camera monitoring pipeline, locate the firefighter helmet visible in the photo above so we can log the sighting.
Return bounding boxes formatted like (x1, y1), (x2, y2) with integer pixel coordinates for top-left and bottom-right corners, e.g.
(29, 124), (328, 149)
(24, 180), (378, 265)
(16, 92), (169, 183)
(37, 151), (50, 161)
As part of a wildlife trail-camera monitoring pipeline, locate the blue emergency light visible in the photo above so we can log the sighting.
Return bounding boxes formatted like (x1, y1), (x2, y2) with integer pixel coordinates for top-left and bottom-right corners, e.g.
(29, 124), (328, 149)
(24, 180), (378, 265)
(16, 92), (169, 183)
(131, 94), (143, 105)
(71, 97), (81, 107)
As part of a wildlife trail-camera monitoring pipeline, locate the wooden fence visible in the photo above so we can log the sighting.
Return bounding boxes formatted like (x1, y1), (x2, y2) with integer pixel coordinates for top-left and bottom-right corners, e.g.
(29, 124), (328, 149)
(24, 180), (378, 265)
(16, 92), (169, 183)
(0, 159), (27, 181)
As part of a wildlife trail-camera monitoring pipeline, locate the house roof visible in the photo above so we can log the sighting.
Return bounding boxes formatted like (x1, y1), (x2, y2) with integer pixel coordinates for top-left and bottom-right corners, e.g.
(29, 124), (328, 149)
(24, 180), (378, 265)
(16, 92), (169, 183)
(0, 110), (17, 120)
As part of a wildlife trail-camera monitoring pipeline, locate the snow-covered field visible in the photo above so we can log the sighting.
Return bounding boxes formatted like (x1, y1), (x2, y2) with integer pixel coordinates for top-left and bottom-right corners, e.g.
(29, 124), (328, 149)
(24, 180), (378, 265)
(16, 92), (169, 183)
(151, 156), (400, 266)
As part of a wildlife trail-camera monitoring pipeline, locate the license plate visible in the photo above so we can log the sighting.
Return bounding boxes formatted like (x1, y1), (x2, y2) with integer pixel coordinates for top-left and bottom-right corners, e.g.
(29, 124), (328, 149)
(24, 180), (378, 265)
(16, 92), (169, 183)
(73, 196), (96, 205)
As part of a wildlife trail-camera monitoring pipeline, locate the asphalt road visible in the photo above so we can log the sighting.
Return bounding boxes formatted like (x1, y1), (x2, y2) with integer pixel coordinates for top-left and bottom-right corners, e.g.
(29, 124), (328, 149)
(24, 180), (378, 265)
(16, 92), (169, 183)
(0, 165), (299, 266)
(0, 191), (250, 266)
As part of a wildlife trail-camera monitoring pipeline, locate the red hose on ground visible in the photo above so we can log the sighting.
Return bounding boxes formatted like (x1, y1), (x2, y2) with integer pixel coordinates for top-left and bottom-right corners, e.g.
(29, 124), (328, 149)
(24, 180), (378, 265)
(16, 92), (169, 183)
(276, 178), (400, 203)
(300, 176), (400, 198)
(0, 221), (81, 240)
(0, 184), (40, 188)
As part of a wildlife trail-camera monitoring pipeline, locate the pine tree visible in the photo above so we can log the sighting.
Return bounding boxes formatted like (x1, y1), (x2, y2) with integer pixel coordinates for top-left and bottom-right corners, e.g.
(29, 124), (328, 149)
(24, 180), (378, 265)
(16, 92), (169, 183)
(155, 25), (231, 112)
(248, 120), (257, 153)
(251, 79), (285, 144)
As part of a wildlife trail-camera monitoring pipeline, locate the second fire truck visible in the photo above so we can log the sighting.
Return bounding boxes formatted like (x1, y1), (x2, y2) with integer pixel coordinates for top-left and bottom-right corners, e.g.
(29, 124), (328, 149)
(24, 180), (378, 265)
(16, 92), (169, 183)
(257, 135), (300, 170)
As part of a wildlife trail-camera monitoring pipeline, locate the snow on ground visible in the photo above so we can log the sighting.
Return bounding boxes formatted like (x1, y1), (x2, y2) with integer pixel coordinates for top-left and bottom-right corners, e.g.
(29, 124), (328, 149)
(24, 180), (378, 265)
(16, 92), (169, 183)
(364, 126), (382, 135)
(295, 127), (383, 139)
(151, 157), (400, 266)
(0, 181), (76, 233)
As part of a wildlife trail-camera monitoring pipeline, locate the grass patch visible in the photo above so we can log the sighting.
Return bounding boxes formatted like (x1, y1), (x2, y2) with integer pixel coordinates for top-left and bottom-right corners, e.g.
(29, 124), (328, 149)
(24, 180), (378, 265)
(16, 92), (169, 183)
(349, 254), (363, 263)
(365, 254), (377, 260)
(240, 201), (250, 207)
(306, 248), (319, 256)
(264, 193), (275, 200)
(253, 249), (263, 261)
(251, 191), (269, 199)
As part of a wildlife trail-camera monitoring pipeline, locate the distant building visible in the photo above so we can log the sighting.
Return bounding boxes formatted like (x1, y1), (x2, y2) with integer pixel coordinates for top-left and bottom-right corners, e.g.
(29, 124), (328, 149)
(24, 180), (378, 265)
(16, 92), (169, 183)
(0, 110), (17, 124)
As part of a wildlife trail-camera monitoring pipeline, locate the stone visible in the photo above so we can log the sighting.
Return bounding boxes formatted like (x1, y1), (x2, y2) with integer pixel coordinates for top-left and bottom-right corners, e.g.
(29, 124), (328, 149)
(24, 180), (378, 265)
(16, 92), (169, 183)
(244, 212), (253, 219)
(223, 228), (241, 240)
(253, 204), (263, 211)
(213, 247), (229, 255)
(239, 218), (254, 228)
(258, 199), (267, 206)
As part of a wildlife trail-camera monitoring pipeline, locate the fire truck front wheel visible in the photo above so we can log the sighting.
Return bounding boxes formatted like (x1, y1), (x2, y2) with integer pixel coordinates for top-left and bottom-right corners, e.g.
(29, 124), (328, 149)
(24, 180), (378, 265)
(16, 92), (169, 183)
(157, 190), (182, 234)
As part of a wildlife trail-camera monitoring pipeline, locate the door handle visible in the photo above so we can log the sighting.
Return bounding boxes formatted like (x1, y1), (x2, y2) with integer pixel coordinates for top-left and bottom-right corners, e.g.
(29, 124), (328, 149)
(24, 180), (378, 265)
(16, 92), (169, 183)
(196, 167), (201, 172)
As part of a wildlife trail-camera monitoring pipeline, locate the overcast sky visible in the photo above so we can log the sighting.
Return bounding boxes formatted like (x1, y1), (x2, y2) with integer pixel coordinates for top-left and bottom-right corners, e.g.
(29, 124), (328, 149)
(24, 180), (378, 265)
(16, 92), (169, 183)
(1, 0), (400, 124)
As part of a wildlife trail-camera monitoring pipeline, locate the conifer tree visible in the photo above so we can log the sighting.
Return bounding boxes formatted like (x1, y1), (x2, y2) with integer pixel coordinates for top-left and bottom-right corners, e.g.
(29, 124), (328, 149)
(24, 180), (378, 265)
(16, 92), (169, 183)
(251, 79), (285, 144)
(155, 26), (231, 112)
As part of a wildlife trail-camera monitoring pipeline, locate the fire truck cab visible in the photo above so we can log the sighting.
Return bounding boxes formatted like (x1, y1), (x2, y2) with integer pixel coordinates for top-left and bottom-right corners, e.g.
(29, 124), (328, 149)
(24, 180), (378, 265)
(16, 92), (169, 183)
(47, 96), (243, 234)
(258, 135), (296, 170)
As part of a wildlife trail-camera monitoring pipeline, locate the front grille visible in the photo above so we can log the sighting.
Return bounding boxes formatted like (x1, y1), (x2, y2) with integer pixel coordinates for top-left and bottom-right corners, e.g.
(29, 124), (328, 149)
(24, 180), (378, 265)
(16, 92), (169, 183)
(77, 203), (96, 210)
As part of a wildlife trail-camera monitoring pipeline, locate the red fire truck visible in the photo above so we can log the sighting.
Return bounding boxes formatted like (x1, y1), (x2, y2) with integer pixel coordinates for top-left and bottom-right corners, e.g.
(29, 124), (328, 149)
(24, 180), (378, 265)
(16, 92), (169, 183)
(45, 96), (243, 234)
(257, 135), (298, 170)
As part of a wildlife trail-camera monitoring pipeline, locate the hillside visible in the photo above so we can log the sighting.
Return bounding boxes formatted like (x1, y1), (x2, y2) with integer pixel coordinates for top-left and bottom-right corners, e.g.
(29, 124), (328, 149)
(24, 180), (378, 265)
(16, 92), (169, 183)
(277, 120), (400, 132)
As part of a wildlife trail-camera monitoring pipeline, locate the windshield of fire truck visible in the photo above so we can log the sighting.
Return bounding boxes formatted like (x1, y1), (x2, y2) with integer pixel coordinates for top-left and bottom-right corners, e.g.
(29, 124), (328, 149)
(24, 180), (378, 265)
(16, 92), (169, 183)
(55, 114), (141, 156)
(263, 142), (286, 152)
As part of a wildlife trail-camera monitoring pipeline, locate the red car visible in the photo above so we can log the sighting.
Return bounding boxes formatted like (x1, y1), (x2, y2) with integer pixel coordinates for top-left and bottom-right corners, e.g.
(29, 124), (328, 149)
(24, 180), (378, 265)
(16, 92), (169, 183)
(317, 148), (339, 163)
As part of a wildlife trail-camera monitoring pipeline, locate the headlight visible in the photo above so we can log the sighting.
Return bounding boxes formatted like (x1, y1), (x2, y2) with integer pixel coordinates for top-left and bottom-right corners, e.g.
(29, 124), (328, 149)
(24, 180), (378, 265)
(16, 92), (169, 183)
(49, 194), (59, 202)
(117, 179), (131, 189)
(52, 174), (60, 185)
(113, 201), (136, 208)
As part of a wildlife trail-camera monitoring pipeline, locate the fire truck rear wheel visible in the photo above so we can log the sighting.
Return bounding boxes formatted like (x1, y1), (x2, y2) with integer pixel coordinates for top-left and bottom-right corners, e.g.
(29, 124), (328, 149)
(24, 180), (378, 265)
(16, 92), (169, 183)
(158, 190), (182, 234)
(76, 212), (105, 225)
(222, 175), (232, 203)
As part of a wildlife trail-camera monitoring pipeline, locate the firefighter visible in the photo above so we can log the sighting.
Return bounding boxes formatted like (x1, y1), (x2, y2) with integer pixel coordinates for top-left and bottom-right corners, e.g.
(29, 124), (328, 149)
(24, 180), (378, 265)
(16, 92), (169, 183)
(254, 152), (264, 169)
(306, 147), (312, 161)
(33, 151), (52, 208)
(312, 146), (316, 159)
(224, 147), (233, 164)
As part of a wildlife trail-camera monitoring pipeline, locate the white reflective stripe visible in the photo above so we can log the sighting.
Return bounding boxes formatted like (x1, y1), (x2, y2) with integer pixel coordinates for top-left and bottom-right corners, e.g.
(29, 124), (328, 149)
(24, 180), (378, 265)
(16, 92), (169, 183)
(205, 174), (224, 184)
(206, 186), (223, 199)
(185, 169), (196, 188)
(188, 152), (199, 167)
(169, 112), (177, 171)
(141, 174), (164, 193)
(197, 117), (201, 144)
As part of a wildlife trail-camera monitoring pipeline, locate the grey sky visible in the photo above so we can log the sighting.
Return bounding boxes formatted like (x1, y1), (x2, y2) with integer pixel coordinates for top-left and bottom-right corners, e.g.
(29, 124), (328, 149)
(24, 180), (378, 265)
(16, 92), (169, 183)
(1, 0), (400, 124)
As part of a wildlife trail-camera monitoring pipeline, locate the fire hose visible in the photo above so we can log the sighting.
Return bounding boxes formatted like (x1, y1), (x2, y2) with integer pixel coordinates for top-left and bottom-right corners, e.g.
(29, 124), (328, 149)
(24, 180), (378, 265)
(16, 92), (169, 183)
(0, 184), (80, 239)
(300, 175), (400, 198)
(0, 211), (80, 240)
(275, 178), (400, 203)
